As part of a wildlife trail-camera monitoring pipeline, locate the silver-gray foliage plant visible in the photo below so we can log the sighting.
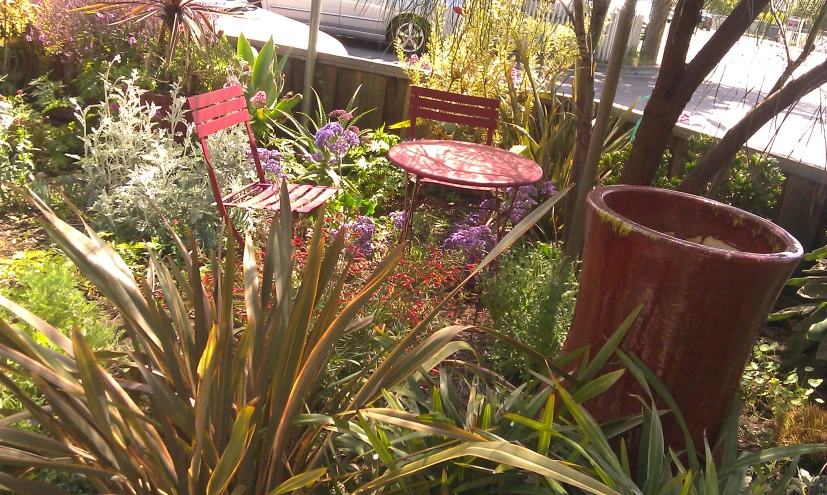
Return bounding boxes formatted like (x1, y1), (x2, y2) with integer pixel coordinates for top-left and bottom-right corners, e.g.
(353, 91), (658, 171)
(73, 58), (254, 246)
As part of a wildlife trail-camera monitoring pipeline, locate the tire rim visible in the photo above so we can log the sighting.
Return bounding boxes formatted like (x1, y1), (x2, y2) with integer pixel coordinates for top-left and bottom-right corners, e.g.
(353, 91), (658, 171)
(396, 21), (425, 53)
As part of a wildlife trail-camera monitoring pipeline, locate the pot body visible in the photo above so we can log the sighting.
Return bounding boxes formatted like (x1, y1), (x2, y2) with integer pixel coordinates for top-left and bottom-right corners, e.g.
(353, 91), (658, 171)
(562, 186), (802, 451)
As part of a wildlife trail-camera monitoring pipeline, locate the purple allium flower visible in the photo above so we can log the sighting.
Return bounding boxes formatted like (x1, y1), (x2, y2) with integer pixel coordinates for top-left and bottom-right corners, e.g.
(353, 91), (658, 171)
(336, 216), (377, 256)
(315, 121), (360, 159)
(329, 109), (354, 121)
(389, 210), (406, 229)
(25, 34), (32, 42)
(250, 91), (267, 109)
(442, 225), (495, 260)
(539, 180), (557, 198)
(129, 36), (136, 45)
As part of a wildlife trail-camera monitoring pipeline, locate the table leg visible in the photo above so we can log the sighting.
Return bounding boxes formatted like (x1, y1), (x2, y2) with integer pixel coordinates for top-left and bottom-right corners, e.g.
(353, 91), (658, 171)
(500, 187), (519, 241)
(495, 190), (501, 243)
(400, 174), (421, 245)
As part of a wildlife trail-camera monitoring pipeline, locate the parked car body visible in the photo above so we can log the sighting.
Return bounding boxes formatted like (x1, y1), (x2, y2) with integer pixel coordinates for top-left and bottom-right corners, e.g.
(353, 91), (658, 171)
(257, 0), (460, 53)
(698, 11), (713, 30)
(213, 4), (349, 56)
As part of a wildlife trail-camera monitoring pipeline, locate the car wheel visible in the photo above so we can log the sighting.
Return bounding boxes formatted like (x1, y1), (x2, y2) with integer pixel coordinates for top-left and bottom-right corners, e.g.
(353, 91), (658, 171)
(392, 17), (429, 54)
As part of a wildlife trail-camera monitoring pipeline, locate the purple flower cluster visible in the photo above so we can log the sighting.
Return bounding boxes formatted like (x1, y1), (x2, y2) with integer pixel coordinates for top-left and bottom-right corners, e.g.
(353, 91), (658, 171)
(329, 109), (354, 121)
(441, 180), (558, 261)
(332, 216), (377, 257)
(249, 148), (286, 180)
(250, 91), (267, 109)
(505, 185), (538, 223)
(389, 210), (407, 229)
(315, 121), (360, 160)
(442, 225), (495, 261)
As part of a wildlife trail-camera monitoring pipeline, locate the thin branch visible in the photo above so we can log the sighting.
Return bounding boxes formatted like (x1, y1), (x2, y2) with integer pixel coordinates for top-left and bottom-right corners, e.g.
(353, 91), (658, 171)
(768, 0), (827, 94)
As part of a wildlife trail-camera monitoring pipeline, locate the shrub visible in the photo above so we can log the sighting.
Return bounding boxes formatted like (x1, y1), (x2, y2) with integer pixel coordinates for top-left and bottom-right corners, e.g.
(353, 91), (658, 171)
(0, 187), (582, 494)
(0, 91), (35, 201)
(0, 250), (120, 352)
(775, 404), (827, 463)
(0, 0), (42, 88)
(74, 64), (254, 246)
(33, 0), (151, 65)
(479, 241), (577, 380)
(602, 135), (784, 218)
(740, 339), (824, 415)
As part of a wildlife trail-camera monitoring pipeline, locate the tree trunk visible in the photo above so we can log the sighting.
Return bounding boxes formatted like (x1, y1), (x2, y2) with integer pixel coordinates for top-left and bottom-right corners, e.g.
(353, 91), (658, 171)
(619, 0), (772, 185)
(566, 0), (639, 258)
(679, 58), (827, 193)
(564, 0), (609, 240)
(639, 0), (671, 64)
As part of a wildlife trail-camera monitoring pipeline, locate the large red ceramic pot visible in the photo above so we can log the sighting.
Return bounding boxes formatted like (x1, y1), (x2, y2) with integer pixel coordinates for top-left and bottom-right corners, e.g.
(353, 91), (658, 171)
(561, 186), (802, 452)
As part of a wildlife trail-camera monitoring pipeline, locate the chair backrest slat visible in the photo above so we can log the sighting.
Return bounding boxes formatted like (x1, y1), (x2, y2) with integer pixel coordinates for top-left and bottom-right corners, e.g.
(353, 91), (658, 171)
(191, 98), (248, 127)
(408, 86), (499, 145)
(193, 108), (251, 139)
(410, 93), (498, 120)
(187, 85), (265, 185)
(188, 85), (245, 111)
(410, 107), (498, 132)
(412, 86), (499, 110)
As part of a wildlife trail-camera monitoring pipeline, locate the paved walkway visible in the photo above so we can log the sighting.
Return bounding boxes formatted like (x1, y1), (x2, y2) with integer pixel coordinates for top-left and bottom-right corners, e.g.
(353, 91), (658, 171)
(561, 30), (827, 170)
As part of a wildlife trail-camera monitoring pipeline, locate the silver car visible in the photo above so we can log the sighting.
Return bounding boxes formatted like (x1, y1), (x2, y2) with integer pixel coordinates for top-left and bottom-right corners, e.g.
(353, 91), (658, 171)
(256, 0), (459, 53)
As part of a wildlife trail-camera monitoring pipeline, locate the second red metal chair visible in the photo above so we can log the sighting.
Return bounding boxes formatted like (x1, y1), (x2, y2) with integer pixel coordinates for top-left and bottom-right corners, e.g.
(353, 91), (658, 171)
(188, 85), (338, 245)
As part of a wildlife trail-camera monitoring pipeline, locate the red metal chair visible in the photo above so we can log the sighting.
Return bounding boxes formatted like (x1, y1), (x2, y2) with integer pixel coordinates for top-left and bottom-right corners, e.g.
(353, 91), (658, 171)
(401, 86), (507, 238)
(408, 86), (499, 146)
(188, 85), (339, 245)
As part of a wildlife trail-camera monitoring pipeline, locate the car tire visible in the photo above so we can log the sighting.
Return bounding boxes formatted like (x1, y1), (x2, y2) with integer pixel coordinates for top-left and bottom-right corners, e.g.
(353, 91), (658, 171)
(390, 16), (429, 55)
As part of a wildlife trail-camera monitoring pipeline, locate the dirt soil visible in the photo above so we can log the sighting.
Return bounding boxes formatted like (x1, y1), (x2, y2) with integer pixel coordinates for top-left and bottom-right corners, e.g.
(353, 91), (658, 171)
(0, 209), (49, 260)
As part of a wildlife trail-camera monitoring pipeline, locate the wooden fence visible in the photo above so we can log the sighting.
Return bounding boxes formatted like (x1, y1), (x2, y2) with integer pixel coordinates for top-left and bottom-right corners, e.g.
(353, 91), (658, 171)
(272, 45), (410, 131)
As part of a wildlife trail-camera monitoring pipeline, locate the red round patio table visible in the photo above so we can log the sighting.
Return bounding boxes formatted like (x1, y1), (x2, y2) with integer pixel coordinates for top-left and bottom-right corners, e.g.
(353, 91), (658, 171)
(388, 140), (544, 240)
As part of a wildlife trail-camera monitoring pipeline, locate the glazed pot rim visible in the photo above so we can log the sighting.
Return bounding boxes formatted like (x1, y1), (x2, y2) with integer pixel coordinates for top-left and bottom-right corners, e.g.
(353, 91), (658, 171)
(588, 186), (803, 261)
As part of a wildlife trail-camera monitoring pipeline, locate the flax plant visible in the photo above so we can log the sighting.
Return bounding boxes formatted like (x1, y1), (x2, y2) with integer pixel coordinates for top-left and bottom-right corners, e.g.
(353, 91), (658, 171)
(0, 184), (625, 494)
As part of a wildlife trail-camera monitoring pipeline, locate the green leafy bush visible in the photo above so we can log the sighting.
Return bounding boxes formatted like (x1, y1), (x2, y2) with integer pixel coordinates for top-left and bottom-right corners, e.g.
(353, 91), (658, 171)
(741, 339), (824, 416)
(74, 64), (254, 246)
(0, 91), (35, 201)
(235, 34), (300, 143)
(0, 250), (120, 352)
(479, 242), (577, 380)
(602, 135), (784, 218)
(0, 188), (578, 494)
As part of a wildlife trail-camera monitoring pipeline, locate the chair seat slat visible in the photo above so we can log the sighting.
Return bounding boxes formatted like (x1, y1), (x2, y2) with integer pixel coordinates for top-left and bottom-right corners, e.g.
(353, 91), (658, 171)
(296, 187), (340, 213)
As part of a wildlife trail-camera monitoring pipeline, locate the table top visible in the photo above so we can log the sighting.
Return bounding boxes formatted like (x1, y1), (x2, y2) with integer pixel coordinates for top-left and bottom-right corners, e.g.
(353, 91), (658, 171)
(388, 140), (543, 188)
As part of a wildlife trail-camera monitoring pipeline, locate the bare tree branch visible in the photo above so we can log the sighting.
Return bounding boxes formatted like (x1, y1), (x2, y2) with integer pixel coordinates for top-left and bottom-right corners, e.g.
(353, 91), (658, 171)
(680, 58), (827, 193)
(769, 0), (827, 94)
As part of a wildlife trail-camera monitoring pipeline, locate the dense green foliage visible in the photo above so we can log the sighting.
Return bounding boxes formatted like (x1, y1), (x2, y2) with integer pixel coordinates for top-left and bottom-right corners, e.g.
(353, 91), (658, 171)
(73, 65), (253, 246)
(480, 242), (578, 381)
(0, 250), (120, 352)
(603, 135), (784, 218)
